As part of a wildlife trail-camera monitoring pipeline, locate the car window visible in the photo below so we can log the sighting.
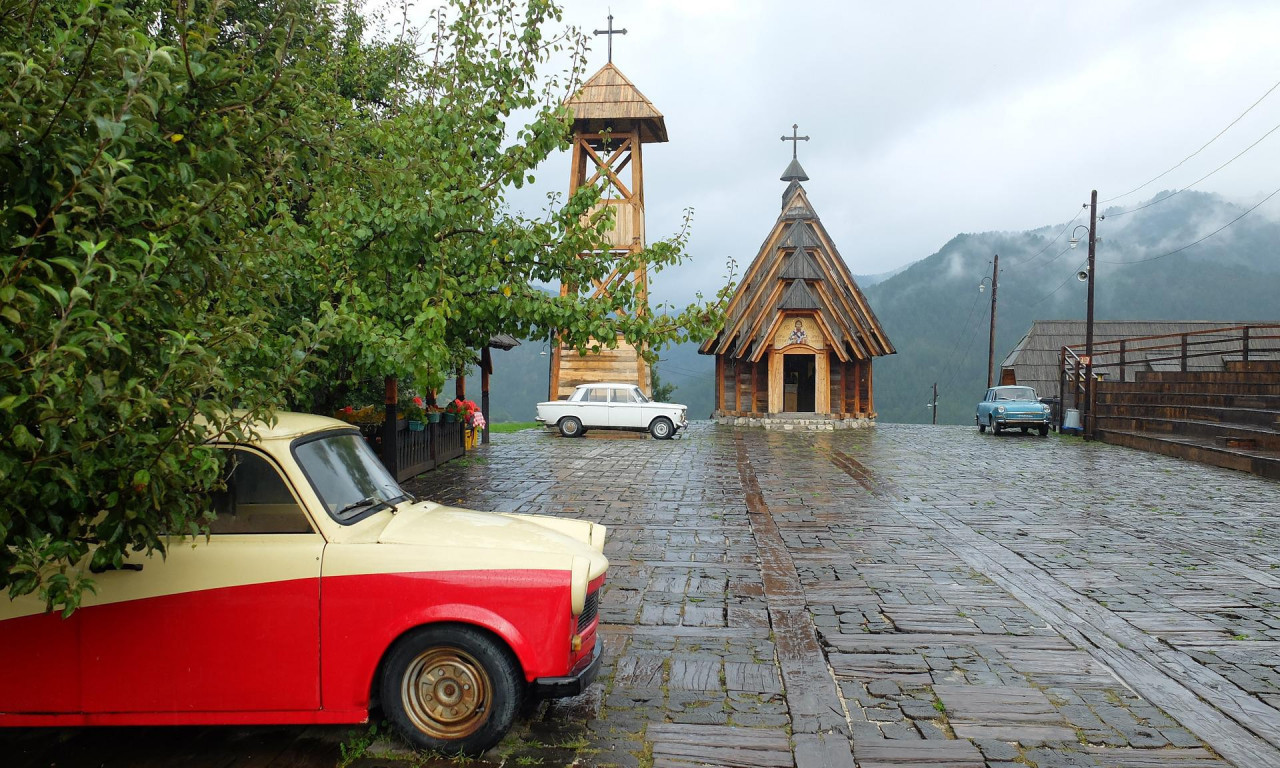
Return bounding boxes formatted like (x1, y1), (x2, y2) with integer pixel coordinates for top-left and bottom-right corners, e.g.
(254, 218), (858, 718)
(569, 388), (586, 402)
(293, 431), (409, 524)
(996, 388), (1037, 401)
(609, 388), (636, 403)
(633, 388), (650, 403)
(208, 450), (313, 534)
(586, 388), (609, 403)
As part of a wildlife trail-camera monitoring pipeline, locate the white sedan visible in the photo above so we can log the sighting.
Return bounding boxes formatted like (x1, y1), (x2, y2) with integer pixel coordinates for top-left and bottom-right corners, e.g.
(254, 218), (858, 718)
(536, 383), (688, 439)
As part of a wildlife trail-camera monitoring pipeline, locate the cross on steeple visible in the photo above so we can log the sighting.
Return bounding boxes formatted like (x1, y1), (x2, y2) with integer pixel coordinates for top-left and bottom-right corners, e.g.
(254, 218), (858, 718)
(781, 124), (810, 159)
(593, 13), (627, 63)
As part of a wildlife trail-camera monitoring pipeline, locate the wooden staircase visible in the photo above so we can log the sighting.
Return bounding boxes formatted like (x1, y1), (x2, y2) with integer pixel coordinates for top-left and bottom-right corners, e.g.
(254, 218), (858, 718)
(1093, 360), (1280, 480)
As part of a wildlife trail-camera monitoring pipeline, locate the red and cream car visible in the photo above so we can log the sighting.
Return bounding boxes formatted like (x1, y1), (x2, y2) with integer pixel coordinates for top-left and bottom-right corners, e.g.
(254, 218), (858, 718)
(0, 413), (607, 754)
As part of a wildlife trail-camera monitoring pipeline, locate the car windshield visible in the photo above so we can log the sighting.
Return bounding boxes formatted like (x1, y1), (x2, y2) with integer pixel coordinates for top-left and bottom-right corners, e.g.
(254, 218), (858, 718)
(633, 388), (649, 403)
(293, 432), (410, 524)
(996, 387), (1038, 402)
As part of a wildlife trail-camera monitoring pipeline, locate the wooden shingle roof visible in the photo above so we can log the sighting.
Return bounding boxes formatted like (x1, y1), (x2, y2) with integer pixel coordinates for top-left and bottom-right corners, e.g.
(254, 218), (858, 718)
(700, 181), (894, 362)
(565, 63), (668, 143)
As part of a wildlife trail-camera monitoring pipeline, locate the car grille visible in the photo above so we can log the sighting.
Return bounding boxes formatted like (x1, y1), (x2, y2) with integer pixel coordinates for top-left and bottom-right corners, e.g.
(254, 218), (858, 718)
(577, 589), (600, 632)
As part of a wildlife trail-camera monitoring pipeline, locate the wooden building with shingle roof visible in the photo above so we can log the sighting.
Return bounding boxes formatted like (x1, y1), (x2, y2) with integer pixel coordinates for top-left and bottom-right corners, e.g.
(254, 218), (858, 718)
(700, 143), (894, 426)
(549, 59), (667, 399)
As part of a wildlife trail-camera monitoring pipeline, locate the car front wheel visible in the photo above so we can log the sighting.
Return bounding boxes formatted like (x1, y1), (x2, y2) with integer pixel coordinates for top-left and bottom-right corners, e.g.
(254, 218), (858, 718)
(650, 417), (674, 440)
(978, 418), (986, 433)
(991, 416), (1002, 435)
(1039, 425), (1049, 437)
(380, 625), (523, 755)
(558, 416), (583, 438)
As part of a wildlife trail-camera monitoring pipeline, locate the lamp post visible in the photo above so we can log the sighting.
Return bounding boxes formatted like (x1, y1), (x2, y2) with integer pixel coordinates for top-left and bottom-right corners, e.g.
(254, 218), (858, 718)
(1068, 190), (1098, 439)
(978, 254), (998, 389)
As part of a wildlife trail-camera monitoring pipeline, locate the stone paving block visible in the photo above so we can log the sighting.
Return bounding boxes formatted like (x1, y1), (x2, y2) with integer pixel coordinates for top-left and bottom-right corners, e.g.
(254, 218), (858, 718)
(853, 738), (984, 767)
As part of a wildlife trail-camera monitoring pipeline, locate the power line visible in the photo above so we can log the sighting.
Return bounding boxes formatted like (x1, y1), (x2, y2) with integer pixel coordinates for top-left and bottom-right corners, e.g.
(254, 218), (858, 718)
(1107, 119), (1280, 217)
(1028, 254), (1087, 307)
(1102, 78), (1280, 204)
(1100, 184), (1280, 265)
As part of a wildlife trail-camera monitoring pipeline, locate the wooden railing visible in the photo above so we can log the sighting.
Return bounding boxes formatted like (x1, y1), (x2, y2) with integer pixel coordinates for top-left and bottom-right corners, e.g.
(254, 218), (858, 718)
(364, 415), (467, 483)
(1059, 323), (1280, 437)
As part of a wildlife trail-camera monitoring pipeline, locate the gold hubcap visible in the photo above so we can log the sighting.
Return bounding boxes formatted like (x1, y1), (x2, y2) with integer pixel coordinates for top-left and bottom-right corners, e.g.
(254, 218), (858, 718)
(401, 647), (492, 739)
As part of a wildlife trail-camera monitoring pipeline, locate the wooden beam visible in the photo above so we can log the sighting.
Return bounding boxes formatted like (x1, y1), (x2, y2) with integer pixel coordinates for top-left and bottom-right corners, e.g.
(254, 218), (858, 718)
(768, 352), (783, 414)
(481, 347), (492, 445)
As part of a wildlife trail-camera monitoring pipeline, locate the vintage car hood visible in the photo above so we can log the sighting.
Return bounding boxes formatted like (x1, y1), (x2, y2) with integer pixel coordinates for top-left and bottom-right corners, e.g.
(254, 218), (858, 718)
(377, 501), (608, 578)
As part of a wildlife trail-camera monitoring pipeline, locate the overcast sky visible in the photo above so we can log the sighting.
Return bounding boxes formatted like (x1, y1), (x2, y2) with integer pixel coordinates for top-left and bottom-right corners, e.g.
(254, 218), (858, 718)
(490, 1), (1280, 307)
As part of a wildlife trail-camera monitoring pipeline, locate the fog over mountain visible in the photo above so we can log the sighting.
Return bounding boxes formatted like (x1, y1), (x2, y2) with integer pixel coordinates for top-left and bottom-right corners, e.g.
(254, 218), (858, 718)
(485, 191), (1279, 425)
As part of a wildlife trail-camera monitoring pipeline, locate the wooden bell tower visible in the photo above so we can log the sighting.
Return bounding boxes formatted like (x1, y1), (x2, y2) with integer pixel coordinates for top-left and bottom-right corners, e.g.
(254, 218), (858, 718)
(549, 20), (669, 400)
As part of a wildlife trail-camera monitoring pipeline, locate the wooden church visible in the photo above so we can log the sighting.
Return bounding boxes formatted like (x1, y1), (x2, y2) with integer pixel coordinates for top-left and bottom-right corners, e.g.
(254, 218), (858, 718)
(700, 131), (894, 427)
(548, 20), (665, 400)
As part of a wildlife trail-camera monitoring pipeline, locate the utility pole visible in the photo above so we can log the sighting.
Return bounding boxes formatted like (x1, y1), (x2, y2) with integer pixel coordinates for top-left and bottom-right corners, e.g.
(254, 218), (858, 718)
(1084, 190), (1097, 440)
(987, 254), (998, 388)
(931, 382), (938, 425)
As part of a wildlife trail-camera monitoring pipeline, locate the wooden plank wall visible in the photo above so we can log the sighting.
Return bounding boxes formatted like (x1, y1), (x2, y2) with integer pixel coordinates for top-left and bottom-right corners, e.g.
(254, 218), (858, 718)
(556, 336), (649, 400)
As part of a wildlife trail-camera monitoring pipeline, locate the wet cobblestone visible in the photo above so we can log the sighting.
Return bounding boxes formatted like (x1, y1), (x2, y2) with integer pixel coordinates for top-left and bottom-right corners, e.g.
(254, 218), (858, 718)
(405, 422), (1280, 767)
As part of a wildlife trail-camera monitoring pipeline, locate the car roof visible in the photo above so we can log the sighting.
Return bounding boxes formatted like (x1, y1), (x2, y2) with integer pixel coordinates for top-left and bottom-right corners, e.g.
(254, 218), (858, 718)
(576, 382), (637, 389)
(222, 411), (355, 441)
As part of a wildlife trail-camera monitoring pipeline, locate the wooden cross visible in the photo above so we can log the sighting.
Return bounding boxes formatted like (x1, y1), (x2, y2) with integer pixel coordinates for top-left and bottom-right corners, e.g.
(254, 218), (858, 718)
(593, 13), (627, 63)
(781, 123), (810, 159)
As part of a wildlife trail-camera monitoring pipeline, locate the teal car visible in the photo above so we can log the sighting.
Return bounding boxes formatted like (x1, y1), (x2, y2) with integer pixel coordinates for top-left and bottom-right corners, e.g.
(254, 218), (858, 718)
(977, 386), (1051, 436)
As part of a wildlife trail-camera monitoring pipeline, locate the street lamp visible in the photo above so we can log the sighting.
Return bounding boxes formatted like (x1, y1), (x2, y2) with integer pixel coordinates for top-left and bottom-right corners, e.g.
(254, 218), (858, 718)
(1067, 191), (1098, 438)
(977, 254), (998, 389)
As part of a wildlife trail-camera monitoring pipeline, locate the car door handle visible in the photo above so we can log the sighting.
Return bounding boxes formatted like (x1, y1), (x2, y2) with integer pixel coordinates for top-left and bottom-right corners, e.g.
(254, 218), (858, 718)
(89, 562), (144, 574)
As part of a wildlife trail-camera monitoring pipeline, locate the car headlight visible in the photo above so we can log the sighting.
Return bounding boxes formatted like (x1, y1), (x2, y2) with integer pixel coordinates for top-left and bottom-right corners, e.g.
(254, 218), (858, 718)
(997, 405), (1006, 414)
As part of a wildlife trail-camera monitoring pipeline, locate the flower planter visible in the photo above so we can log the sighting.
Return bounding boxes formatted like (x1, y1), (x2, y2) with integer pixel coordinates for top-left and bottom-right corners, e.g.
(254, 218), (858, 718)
(443, 413), (457, 423)
(408, 420), (424, 432)
(427, 412), (441, 424)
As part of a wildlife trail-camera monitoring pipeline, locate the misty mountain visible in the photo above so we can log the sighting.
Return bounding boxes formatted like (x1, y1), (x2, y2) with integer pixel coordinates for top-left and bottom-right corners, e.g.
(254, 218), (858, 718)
(866, 190), (1280, 424)
(484, 190), (1279, 426)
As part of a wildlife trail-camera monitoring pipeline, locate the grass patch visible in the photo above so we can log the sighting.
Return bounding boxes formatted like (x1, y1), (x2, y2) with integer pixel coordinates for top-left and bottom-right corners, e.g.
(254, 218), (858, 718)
(489, 421), (541, 433)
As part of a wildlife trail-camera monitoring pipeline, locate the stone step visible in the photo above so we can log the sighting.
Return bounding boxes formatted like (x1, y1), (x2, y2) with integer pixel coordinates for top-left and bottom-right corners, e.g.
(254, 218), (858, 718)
(1093, 415), (1280, 452)
(1097, 429), (1280, 481)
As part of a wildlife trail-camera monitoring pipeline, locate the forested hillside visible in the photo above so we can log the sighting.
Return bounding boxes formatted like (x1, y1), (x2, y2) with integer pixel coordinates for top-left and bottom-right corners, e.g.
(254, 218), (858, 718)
(867, 191), (1280, 424)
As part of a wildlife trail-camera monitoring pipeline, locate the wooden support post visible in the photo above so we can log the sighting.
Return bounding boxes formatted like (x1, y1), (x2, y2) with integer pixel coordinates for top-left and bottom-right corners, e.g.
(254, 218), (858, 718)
(1242, 326), (1250, 362)
(1119, 340), (1127, 383)
(1180, 334), (1189, 372)
(481, 347), (492, 445)
(714, 356), (723, 413)
(866, 361), (874, 416)
(382, 376), (399, 478)
(456, 365), (466, 400)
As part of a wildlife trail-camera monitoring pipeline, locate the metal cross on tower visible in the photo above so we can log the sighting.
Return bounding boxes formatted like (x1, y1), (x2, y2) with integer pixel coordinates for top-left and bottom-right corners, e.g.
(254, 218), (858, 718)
(781, 124), (810, 159)
(593, 13), (627, 63)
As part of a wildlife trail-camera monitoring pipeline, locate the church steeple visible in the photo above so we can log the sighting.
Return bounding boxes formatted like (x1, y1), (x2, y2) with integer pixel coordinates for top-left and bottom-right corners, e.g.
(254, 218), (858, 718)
(780, 123), (810, 182)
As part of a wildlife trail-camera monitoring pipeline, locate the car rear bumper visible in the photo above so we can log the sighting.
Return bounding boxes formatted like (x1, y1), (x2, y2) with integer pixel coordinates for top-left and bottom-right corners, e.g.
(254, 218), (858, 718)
(529, 637), (603, 699)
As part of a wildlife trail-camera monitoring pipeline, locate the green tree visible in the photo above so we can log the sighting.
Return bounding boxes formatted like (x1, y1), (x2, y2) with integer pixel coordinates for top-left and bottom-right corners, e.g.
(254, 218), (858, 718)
(1, 0), (729, 611)
(0, 0), (337, 611)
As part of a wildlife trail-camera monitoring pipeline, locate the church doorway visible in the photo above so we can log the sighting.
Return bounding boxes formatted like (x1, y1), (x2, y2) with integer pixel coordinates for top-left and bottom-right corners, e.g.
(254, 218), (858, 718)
(783, 354), (816, 412)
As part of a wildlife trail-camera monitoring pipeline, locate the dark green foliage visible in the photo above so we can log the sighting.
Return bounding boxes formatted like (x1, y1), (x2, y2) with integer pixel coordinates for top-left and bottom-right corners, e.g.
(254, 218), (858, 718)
(1, 0), (333, 611)
(0, 0), (729, 610)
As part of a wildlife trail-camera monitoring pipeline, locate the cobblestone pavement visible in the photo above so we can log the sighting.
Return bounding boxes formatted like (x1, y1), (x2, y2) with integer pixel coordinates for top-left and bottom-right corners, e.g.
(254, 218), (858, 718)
(396, 422), (1280, 768)
(6, 423), (1278, 768)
